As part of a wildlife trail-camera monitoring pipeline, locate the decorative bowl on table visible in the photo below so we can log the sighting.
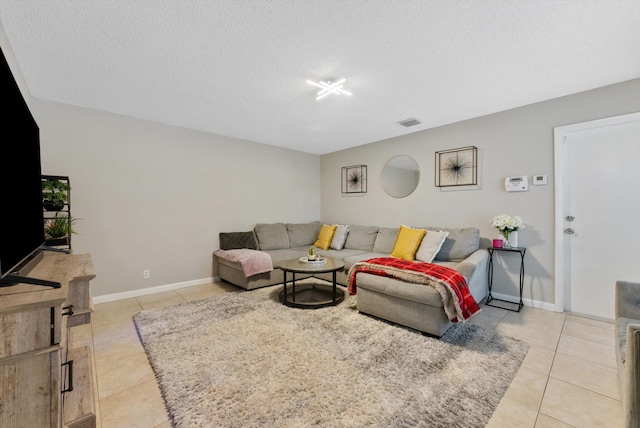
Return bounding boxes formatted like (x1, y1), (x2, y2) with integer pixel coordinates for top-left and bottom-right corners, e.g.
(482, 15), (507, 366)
(299, 256), (327, 264)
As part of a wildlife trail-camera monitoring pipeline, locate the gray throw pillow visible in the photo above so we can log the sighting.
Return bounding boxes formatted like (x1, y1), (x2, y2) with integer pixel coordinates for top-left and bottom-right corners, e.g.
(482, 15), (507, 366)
(431, 227), (480, 262)
(219, 231), (258, 250)
(373, 227), (399, 253)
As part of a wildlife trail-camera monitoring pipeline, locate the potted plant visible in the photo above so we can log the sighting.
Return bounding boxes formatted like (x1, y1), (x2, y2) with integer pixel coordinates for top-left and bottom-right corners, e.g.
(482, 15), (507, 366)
(44, 214), (79, 245)
(41, 178), (70, 211)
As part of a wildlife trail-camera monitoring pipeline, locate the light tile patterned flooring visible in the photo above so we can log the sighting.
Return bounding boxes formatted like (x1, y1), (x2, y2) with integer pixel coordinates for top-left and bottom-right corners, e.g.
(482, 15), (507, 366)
(70, 281), (623, 427)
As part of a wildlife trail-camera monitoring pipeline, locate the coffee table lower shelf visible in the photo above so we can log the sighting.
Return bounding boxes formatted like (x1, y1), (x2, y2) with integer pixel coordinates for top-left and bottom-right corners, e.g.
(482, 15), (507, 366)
(278, 257), (346, 310)
(279, 283), (345, 309)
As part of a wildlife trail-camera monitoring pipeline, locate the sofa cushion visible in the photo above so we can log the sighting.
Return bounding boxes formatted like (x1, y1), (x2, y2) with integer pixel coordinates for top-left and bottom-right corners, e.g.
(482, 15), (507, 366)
(355, 272), (444, 307)
(314, 248), (370, 264)
(219, 231), (258, 250)
(330, 224), (350, 250)
(286, 221), (321, 248)
(314, 224), (337, 250)
(431, 227), (480, 262)
(343, 252), (385, 271)
(390, 225), (426, 261)
(344, 225), (380, 251)
(373, 227), (399, 254)
(261, 249), (318, 269)
(255, 223), (290, 250)
(415, 230), (449, 263)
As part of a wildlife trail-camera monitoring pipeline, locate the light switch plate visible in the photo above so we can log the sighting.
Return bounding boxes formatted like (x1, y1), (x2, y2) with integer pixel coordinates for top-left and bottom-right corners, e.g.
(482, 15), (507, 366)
(533, 174), (548, 185)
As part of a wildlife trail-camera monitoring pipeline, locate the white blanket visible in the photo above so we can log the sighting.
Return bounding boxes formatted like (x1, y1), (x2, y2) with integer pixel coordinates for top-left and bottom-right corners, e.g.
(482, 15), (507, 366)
(214, 249), (273, 277)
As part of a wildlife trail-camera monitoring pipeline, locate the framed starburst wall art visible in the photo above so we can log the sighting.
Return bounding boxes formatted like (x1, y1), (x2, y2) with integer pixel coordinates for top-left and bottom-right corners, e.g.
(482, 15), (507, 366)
(341, 165), (367, 194)
(435, 146), (478, 187)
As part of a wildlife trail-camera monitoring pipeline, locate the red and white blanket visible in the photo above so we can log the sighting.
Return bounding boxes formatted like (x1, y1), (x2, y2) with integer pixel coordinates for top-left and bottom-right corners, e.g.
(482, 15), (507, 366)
(347, 257), (481, 322)
(214, 249), (273, 277)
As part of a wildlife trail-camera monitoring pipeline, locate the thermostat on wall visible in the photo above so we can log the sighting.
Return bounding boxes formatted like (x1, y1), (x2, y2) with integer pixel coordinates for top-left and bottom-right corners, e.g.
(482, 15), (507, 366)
(533, 174), (548, 185)
(505, 176), (528, 192)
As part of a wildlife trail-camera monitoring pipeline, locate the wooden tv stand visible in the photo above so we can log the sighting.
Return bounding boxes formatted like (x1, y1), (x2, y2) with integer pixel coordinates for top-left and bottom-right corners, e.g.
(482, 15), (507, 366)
(0, 252), (96, 427)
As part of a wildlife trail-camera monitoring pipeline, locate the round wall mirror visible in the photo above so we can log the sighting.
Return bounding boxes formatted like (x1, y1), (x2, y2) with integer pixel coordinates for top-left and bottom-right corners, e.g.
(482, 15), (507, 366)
(381, 155), (420, 198)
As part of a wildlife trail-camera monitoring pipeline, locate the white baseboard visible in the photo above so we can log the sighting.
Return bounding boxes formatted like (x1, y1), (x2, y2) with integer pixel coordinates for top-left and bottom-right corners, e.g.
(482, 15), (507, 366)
(489, 291), (557, 312)
(92, 276), (221, 304)
(93, 280), (558, 312)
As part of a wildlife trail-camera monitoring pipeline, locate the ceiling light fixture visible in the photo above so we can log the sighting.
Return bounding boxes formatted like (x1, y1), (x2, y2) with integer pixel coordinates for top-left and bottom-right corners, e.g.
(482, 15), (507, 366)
(306, 78), (352, 100)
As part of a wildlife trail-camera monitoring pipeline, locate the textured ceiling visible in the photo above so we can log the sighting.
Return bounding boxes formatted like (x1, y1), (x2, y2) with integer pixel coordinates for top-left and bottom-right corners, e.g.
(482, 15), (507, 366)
(1, 0), (639, 155)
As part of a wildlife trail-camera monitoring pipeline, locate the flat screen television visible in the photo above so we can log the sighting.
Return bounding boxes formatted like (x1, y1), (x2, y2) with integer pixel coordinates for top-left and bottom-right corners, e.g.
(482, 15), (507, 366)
(0, 45), (59, 288)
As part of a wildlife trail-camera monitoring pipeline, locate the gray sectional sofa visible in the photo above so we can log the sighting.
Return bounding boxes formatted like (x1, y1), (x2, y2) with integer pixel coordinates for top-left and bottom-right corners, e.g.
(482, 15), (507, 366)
(215, 221), (489, 336)
(615, 280), (640, 428)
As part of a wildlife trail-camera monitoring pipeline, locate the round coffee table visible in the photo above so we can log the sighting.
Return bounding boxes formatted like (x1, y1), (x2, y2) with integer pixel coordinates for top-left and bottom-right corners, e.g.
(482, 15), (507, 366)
(278, 257), (345, 309)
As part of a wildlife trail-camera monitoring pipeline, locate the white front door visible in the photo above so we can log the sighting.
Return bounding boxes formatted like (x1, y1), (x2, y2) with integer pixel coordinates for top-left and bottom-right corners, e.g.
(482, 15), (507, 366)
(555, 112), (640, 320)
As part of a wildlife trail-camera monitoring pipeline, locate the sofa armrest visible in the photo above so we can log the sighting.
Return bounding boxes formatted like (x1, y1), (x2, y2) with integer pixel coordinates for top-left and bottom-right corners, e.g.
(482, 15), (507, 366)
(624, 323), (640, 428)
(455, 249), (487, 280)
(616, 280), (640, 320)
(454, 249), (489, 302)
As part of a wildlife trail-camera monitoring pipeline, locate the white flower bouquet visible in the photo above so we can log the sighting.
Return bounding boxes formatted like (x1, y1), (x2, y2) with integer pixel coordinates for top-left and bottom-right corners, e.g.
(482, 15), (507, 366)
(491, 214), (524, 247)
(491, 213), (524, 233)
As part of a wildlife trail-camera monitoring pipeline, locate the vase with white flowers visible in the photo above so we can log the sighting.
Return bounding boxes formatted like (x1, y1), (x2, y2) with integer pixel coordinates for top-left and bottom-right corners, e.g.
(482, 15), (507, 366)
(491, 213), (525, 248)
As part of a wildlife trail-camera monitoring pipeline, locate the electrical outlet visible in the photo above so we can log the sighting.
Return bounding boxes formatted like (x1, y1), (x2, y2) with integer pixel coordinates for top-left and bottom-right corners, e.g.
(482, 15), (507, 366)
(143, 270), (150, 279)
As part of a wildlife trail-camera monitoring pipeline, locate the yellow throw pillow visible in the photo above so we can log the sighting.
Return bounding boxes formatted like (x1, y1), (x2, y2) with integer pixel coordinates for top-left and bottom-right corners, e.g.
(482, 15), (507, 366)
(390, 225), (427, 261)
(314, 224), (338, 250)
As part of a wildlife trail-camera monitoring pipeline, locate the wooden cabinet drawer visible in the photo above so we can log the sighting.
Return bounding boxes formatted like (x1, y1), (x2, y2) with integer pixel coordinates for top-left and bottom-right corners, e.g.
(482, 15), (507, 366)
(0, 348), (62, 427)
(0, 303), (63, 358)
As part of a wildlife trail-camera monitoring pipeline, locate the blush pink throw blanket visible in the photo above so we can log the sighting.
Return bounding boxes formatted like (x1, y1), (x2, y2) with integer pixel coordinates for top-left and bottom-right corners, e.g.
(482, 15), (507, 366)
(214, 249), (273, 277)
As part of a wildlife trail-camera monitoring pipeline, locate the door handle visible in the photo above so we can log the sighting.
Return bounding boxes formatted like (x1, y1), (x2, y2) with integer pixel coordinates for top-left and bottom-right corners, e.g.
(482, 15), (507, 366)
(61, 360), (74, 393)
(565, 228), (575, 235)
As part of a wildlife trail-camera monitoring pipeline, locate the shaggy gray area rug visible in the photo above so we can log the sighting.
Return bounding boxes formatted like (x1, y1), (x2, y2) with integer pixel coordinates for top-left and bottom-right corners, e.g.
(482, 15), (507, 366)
(133, 283), (529, 427)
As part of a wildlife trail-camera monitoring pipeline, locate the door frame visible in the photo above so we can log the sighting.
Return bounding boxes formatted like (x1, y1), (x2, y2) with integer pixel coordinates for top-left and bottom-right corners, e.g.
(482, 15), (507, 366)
(553, 111), (640, 312)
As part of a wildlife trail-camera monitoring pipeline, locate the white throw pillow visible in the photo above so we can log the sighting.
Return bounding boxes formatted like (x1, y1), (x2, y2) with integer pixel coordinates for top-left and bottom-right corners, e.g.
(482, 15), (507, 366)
(415, 230), (449, 262)
(330, 224), (350, 250)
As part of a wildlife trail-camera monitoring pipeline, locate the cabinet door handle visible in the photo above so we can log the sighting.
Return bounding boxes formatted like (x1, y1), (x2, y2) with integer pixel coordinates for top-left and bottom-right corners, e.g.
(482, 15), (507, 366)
(62, 305), (74, 316)
(61, 359), (74, 393)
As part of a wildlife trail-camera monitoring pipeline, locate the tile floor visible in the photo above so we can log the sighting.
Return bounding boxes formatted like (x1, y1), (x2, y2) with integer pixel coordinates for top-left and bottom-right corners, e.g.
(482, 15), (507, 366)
(70, 281), (623, 427)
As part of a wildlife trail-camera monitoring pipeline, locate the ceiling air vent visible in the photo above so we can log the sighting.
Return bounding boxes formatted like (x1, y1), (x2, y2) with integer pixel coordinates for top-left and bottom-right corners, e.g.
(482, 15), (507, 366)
(398, 118), (421, 127)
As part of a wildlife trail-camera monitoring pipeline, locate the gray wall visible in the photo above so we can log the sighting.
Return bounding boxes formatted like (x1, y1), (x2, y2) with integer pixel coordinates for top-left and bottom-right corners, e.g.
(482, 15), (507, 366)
(321, 78), (640, 307)
(32, 100), (321, 298)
